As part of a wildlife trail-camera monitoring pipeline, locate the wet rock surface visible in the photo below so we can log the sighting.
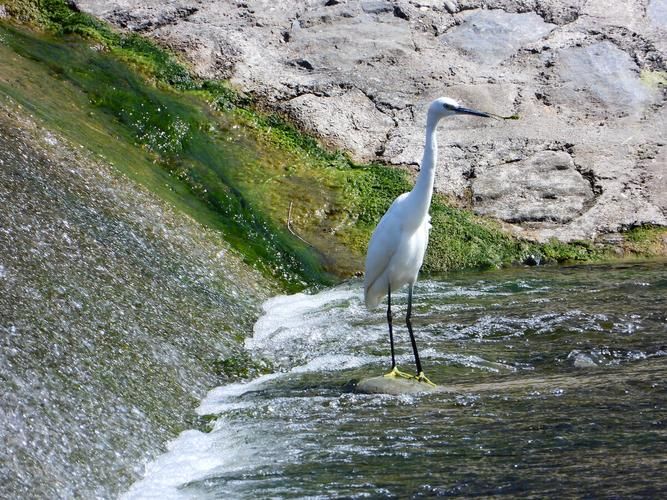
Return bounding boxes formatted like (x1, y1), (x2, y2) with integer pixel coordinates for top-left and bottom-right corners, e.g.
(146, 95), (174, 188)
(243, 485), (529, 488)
(74, 0), (666, 242)
(355, 375), (438, 394)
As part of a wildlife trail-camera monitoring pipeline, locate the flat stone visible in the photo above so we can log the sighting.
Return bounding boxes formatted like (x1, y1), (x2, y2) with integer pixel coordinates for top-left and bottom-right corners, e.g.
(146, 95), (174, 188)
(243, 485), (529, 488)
(472, 150), (595, 224)
(361, 0), (394, 15)
(355, 375), (439, 395)
(550, 41), (657, 116)
(281, 89), (396, 158)
(441, 9), (556, 66)
(647, 0), (667, 27)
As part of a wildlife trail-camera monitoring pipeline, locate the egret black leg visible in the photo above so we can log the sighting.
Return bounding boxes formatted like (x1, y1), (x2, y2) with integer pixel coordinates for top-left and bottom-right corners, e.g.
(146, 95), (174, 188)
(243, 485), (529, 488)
(387, 284), (396, 369)
(406, 284), (424, 375)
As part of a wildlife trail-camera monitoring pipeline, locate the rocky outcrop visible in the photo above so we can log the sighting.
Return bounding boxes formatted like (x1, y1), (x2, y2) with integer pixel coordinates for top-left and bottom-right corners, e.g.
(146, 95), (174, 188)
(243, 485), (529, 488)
(74, 0), (666, 242)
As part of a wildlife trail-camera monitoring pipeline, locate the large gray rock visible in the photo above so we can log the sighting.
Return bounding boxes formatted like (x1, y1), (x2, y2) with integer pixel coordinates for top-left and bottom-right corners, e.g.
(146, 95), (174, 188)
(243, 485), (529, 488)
(74, 0), (667, 243)
(473, 150), (595, 224)
(549, 41), (658, 118)
(441, 9), (556, 66)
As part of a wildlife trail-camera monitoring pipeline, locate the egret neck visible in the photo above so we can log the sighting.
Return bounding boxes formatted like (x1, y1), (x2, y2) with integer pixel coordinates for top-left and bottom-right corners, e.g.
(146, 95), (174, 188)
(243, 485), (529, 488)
(405, 112), (440, 228)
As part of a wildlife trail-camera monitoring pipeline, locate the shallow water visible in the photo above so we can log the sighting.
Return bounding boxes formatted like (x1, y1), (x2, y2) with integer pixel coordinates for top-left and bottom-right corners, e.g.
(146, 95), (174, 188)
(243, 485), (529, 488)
(125, 262), (667, 498)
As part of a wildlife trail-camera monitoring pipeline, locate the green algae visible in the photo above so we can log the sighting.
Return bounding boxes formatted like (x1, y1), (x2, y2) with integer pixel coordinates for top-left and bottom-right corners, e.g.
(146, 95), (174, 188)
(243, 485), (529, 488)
(0, 23), (330, 289)
(622, 224), (667, 256)
(640, 69), (667, 89)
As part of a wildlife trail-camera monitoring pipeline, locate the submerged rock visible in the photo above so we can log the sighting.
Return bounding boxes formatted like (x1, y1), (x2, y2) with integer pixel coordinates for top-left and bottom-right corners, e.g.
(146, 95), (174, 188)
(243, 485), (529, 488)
(355, 375), (439, 395)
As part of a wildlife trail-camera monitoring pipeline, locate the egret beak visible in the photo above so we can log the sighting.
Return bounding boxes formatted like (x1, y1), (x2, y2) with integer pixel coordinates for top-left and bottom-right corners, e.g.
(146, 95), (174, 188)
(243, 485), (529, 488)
(456, 106), (520, 120)
(456, 106), (492, 118)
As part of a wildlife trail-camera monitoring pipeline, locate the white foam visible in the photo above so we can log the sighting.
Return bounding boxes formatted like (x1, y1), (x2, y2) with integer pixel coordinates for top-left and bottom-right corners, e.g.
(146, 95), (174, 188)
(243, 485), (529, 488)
(122, 429), (226, 500)
(122, 280), (440, 498)
(246, 283), (376, 370)
(249, 285), (364, 347)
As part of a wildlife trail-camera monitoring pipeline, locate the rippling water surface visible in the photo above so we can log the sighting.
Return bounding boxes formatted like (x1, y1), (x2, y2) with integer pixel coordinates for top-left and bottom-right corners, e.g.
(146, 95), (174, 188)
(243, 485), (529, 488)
(126, 262), (667, 498)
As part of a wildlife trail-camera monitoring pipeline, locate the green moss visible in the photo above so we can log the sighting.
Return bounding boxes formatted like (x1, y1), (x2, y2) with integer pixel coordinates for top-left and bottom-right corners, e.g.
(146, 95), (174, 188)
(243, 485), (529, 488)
(0, 22), (334, 290)
(622, 225), (667, 256)
(4, 0), (192, 85)
(533, 239), (604, 263)
(1, 0), (44, 25)
(640, 69), (667, 89)
(424, 199), (518, 271)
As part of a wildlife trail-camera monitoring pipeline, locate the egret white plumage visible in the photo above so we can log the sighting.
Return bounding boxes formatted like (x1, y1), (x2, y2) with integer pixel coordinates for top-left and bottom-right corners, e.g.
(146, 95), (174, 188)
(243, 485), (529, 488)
(363, 97), (494, 385)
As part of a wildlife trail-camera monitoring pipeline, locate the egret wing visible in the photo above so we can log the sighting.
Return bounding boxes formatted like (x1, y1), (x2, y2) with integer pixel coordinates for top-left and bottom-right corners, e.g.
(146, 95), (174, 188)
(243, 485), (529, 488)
(363, 194), (407, 307)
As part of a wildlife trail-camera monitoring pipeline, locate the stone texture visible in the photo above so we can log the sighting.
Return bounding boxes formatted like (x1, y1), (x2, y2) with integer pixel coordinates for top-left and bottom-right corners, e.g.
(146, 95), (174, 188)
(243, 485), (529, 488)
(441, 9), (556, 66)
(473, 150), (594, 224)
(355, 375), (438, 394)
(648, 0), (667, 27)
(281, 88), (396, 155)
(549, 41), (658, 118)
(74, 0), (667, 242)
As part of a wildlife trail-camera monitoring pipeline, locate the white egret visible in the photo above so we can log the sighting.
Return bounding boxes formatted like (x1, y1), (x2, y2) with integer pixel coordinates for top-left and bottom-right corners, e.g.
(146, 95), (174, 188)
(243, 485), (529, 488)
(364, 97), (496, 386)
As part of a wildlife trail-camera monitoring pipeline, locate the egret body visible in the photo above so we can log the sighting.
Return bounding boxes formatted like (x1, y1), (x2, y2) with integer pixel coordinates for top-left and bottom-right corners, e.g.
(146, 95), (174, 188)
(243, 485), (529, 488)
(363, 97), (493, 385)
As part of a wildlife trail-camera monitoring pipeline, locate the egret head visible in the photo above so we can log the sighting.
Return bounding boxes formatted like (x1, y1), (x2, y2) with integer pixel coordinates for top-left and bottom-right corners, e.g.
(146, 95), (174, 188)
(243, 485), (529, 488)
(428, 97), (493, 120)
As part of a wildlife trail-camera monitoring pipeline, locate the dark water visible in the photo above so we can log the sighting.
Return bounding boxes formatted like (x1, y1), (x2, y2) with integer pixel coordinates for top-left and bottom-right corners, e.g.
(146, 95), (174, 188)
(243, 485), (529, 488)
(125, 262), (667, 498)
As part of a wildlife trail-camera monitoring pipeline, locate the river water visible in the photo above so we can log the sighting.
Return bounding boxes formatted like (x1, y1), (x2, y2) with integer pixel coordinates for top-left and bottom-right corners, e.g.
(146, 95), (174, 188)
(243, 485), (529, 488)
(125, 262), (667, 498)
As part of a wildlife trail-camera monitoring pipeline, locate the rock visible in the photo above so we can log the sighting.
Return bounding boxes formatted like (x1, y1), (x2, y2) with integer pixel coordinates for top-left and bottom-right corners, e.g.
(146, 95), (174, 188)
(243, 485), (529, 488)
(523, 254), (541, 266)
(473, 150), (595, 224)
(360, 0), (393, 15)
(648, 0), (667, 27)
(441, 10), (556, 66)
(443, 1), (459, 14)
(280, 88), (396, 158)
(549, 41), (658, 118)
(567, 350), (599, 368)
(355, 375), (439, 395)
(73, 0), (667, 244)
(89, 2), (197, 32)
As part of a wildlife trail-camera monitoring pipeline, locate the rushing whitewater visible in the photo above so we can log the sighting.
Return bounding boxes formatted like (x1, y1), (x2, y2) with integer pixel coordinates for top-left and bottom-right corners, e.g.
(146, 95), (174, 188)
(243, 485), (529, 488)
(125, 263), (667, 498)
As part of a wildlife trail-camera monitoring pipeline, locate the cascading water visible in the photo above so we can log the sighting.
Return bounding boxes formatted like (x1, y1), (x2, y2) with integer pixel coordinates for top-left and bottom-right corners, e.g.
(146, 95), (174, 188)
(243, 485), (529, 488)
(0, 102), (269, 498)
(124, 262), (667, 498)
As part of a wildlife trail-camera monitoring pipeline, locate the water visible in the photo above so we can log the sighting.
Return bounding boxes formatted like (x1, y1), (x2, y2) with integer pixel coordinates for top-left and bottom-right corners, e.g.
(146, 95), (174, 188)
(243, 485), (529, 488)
(125, 262), (667, 498)
(0, 98), (269, 498)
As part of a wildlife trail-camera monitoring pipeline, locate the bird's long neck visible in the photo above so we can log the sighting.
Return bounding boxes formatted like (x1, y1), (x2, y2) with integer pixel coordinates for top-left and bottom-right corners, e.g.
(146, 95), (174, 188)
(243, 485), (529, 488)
(406, 113), (439, 225)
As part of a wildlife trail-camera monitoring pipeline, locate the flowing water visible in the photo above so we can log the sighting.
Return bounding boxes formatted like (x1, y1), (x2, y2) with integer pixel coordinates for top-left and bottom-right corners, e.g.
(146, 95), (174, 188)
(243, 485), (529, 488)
(125, 262), (667, 498)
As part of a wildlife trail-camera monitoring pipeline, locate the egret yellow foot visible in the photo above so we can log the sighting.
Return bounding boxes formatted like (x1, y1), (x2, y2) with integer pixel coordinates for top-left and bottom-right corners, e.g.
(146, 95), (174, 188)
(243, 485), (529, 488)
(384, 366), (415, 380)
(416, 371), (436, 387)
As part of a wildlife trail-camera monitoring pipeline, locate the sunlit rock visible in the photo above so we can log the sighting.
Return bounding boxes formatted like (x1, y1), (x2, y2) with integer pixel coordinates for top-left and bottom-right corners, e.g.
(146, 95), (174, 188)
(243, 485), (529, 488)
(549, 41), (658, 117)
(647, 0), (667, 27)
(472, 150), (594, 224)
(355, 375), (438, 395)
(441, 9), (556, 66)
